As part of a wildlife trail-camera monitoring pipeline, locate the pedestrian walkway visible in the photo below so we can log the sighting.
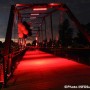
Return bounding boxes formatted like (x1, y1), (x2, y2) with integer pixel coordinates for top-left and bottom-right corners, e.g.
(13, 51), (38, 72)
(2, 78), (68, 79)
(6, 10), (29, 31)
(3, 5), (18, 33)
(2, 50), (90, 90)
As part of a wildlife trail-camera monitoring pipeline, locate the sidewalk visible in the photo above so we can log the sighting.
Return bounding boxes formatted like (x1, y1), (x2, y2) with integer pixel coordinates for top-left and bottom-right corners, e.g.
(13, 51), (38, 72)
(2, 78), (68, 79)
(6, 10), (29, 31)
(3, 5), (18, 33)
(2, 50), (90, 90)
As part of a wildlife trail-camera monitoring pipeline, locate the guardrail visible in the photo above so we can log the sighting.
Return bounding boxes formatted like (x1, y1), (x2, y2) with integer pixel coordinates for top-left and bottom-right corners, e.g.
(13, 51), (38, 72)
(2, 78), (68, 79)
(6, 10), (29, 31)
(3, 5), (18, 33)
(0, 48), (26, 88)
(0, 54), (4, 88)
(40, 47), (90, 65)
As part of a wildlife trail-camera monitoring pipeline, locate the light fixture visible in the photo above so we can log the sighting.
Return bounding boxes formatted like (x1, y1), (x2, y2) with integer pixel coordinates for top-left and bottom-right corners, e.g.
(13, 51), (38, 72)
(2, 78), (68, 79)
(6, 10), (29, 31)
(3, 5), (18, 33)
(16, 4), (22, 7)
(33, 8), (47, 11)
(49, 3), (60, 7)
(31, 14), (39, 16)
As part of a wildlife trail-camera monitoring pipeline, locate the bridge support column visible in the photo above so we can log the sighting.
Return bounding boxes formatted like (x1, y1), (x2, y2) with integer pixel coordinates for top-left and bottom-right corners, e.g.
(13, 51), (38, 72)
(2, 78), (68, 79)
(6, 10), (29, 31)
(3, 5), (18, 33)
(44, 18), (47, 40)
(3, 5), (15, 87)
(40, 24), (43, 44)
(50, 14), (53, 47)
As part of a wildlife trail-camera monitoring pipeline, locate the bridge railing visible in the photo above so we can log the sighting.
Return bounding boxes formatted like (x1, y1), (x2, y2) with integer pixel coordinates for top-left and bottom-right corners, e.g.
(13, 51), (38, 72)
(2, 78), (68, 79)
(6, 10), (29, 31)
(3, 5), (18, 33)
(0, 48), (26, 88)
(40, 47), (90, 65)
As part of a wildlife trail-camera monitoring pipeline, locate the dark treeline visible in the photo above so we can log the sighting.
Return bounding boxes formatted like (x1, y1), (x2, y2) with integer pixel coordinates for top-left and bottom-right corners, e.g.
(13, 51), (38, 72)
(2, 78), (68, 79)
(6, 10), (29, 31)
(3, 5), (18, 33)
(58, 19), (90, 48)
(0, 40), (20, 54)
(32, 19), (90, 48)
(0, 19), (90, 53)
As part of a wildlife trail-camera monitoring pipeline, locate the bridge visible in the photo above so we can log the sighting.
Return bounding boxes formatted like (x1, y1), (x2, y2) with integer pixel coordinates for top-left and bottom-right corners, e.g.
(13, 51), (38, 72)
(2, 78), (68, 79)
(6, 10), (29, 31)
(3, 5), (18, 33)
(0, 3), (90, 89)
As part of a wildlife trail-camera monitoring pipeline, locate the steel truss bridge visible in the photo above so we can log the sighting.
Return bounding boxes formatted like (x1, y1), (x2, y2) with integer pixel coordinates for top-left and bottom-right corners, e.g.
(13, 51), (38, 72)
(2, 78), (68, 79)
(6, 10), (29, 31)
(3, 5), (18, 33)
(0, 3), (90, 89)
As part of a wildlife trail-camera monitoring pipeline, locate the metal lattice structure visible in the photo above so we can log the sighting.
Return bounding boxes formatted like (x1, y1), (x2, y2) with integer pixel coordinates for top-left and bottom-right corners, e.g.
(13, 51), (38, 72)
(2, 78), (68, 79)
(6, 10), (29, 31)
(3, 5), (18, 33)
(1, 3), (90, 87)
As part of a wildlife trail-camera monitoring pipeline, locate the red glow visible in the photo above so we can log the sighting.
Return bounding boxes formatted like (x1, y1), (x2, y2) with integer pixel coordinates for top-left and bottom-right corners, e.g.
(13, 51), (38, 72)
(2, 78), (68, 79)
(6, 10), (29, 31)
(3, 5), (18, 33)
(0, 65), (4, 82)
(18, 22), (28, 38)
(16, 4), (22, 7)
(17, 50), (89, 71)
(49, 3), (60, 6)
(23, 53), (52, 59)
(33, 8), (47, 11)
(12, 50), (90, 90)
(59, 7), (67, 11)
(18, 33), (23, 38)
(23, 29), (28, 35)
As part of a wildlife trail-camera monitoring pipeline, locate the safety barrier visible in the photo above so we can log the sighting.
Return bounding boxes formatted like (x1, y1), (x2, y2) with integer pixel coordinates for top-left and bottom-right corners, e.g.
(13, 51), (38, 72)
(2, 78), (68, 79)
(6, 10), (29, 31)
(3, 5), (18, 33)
(0, 48), (26, 88)
(40, 47), (90, 65)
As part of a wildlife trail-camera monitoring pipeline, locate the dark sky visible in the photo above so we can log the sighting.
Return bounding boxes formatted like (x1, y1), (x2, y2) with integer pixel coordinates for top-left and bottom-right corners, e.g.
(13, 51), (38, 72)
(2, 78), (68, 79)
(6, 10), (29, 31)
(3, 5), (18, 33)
(0, 0), (90, 40)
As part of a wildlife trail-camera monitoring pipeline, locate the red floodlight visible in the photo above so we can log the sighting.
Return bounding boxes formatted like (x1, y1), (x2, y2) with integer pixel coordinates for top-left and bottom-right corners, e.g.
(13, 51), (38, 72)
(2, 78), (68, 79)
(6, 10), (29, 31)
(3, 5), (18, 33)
(33, 7), (47, 11)
(18, 33), (24, 38)
(49, 3), (60, 6)
(16, 4), (22, 7)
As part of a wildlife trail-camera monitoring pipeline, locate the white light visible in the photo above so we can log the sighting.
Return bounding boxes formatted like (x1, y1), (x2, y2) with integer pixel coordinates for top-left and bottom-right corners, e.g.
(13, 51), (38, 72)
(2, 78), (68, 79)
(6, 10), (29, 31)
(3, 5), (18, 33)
(49, 3), (60, 6)
(31, 14), (39, 16)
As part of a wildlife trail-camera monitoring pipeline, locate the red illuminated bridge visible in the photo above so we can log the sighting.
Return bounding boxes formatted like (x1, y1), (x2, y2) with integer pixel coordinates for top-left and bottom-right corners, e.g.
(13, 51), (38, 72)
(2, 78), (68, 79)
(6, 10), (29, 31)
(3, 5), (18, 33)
(0, 3), (90, 89)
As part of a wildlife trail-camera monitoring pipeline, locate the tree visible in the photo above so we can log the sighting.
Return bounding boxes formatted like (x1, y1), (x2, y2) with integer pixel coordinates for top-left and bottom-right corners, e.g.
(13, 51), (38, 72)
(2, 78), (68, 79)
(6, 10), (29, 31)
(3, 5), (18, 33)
(77, 31), (88, 45)
(0, 41), (3, 48)
(59, 19), (72, 47)
(66, 28), (73, 46)
(23, 21), (32, 36)
(85, 23), (90, 35)
(32, 40), (36, 46)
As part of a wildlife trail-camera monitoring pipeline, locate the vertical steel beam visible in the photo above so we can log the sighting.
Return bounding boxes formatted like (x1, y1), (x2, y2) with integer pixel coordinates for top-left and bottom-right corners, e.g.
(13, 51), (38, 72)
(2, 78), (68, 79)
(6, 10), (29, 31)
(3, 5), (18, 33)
(50, 14), (53, 41)
(4, 5), (15, 55)
(40, 24), (43, 42)
(3, 5), (15, 87)
(44, 18), (47, 40)
(38, 27), (40, 42)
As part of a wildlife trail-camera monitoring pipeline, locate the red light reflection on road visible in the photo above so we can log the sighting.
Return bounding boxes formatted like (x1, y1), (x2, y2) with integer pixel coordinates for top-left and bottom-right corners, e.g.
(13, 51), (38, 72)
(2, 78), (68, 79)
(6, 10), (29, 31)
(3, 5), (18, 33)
(16, 50), (84, 73)
(12, 50), (90, 90)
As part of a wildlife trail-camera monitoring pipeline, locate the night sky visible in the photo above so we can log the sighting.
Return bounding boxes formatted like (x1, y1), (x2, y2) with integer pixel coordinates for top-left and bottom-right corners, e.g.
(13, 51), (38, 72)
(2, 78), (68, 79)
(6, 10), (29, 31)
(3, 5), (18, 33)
(0, 0), (90, 42)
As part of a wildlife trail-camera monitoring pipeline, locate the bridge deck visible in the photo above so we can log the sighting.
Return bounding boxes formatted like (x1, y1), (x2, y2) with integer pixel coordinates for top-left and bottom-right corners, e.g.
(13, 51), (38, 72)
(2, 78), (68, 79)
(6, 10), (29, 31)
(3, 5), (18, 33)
(2, 50), (90, 90)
